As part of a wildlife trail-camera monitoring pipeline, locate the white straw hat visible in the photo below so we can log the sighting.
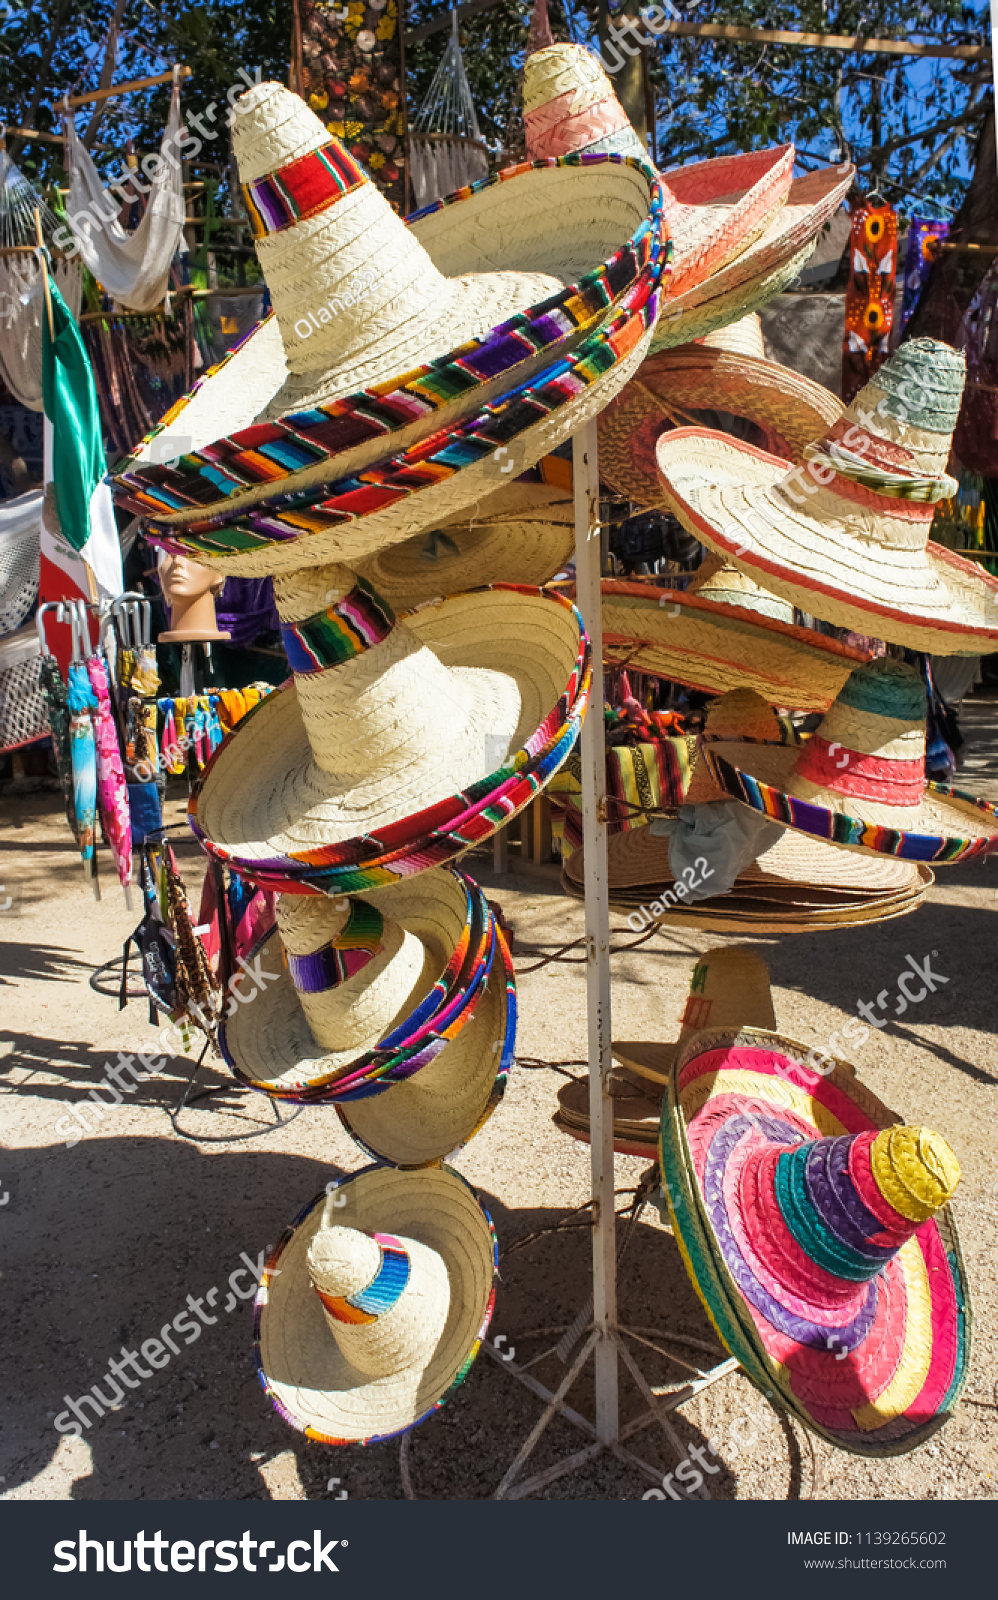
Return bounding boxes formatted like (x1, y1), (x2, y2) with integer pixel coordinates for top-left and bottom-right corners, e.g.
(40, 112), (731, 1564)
(113, 81), (666, 578)
(190, 575), (589, 891)
(656, 337), (998, 653)
(255, 1165), (497, 1445)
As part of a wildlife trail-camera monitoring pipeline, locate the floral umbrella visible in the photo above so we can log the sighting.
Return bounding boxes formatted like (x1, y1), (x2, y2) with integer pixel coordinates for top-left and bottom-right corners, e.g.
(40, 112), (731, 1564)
(87, 650), (133, 906)
(66, 659), (99, 895)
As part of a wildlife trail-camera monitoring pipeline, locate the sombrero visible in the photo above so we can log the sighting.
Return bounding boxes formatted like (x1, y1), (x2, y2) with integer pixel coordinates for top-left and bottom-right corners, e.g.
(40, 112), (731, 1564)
(188, 577), (591, 892)
(554, 947), (778, 1155)
(649, 165), (855, 353)
(523, 43), (794, 301)
(597, 556), (869, 711)
(219, 866), (514, 1164)
(656, 337), (998, 654)
(113, 81), (667, 576)
(598, 340), (845, 507)
(660, 1027), (971, 1454)
(352, 461), (574, 611)
(255, 1164), (497, 1445)
(702, 657), (998, 863)
(562, 816), (933, 933)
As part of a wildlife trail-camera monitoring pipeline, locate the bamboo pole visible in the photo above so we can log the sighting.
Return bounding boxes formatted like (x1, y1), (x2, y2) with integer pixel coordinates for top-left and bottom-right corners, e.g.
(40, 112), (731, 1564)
(34, 209), (55, 341)
(61, 65), (192, 110)
(653, 21), (990, 61)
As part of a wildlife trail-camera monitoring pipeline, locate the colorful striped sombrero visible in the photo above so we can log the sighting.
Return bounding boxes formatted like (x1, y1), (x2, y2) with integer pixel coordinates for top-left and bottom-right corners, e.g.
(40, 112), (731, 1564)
(702, 657), (998, 862)
(656, 338), (998, 654)
(660, 1027), (971, 1455)
(255, 1164), (497, 1446)
(112, 80), (668, 578)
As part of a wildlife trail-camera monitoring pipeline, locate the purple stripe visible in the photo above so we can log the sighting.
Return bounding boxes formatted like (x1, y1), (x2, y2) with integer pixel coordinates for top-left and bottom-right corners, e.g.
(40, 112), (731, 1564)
(812, 1137), (897, 1261)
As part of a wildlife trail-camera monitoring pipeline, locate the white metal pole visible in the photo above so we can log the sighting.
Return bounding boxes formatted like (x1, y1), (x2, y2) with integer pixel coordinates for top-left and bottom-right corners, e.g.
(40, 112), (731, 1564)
(572, 419), (618, 1445)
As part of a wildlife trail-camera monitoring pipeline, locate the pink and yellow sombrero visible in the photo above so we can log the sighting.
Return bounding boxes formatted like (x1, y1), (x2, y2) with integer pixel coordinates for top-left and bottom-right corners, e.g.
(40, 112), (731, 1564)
(660, 1027), (971, 1455)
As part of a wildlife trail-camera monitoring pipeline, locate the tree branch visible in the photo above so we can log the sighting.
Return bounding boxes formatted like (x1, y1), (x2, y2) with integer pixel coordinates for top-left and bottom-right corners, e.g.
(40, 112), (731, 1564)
(852, 104), (987, 165)
(8, 0), (74, 165)
(83, 0), (130, 150)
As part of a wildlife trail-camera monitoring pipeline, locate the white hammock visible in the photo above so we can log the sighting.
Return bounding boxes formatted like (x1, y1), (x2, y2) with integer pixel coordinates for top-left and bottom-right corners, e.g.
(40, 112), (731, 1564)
(65, 86), (186, 313)
(0, 253), (83, 411)
(410, 10), (489, 209)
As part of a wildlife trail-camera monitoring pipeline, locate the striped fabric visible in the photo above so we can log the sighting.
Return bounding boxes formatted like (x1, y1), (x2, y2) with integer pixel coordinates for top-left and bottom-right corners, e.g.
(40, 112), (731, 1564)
(607, 737), (693, 832)
(280, 578), (395, 674)
(242, 142), (368, 238)
(313, 1232), (410, 1325)
(286, 900), (385, 994)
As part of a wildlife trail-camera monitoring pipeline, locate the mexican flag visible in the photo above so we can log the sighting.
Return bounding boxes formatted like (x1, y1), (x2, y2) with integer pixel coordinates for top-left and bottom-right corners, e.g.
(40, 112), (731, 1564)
(40, 274), (122, 605)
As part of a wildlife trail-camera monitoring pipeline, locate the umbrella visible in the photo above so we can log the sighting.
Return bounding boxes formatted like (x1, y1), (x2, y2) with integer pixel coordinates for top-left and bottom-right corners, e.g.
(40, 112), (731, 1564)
(67, 655), (100, 897)
(83, 611), (133, 907)
(36, 603), (78, 842)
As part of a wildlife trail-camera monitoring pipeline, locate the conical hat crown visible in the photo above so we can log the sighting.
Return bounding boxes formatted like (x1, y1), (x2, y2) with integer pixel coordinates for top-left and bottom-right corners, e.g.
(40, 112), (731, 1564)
(676, 947), (777, 1044)
(701, 312), (765, 361)
(686, 688), (784, 803)
(276, 891), (427, 1052)
(772, 338), (964, 554)
(523, 42), (647, 161)
(788, 657), (927, 822)
(689, 552), (794, 624)
(307, 1212), (451, 1379)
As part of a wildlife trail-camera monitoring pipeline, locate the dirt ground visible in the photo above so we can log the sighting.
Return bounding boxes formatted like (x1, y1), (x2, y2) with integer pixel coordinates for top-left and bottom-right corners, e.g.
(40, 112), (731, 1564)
(2, 691), (997, 1503)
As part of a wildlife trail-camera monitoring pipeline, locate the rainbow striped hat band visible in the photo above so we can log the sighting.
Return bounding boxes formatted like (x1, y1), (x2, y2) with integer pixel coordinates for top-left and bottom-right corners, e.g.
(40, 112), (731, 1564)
(254, 1164), (498, 1447)
(111, 81), (670, 580)
(703, 657), (998, 863)
(656, 338), (998, 655)
(660, 1028), (971, 1456)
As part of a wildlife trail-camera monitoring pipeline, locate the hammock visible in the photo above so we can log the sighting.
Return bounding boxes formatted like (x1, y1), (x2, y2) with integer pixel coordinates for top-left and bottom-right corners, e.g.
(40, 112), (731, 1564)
(0, 151), (82, 409)
(410, 10), (489, 209)
(65, 86), (186, 313)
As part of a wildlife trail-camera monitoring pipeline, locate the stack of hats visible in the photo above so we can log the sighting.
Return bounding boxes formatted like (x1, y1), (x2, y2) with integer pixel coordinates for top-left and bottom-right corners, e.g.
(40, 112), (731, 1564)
(109, 76), (674, 1450)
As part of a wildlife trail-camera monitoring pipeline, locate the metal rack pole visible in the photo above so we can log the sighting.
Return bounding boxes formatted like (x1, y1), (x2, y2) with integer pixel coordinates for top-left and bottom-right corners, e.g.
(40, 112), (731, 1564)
(572, 419), (618, 1443)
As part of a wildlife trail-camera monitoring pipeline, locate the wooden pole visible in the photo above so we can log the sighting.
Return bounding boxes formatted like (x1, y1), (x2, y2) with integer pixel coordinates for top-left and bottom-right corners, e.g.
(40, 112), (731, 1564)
(61, 65), (192, 110)
(653, 21), (989, 60)
(573, 419), (618, 1447)
(34, 209), (55, 341)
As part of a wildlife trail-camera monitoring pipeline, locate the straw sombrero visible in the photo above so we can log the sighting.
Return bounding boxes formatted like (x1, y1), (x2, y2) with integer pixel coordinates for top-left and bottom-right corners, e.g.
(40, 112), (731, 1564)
(702, 657), (998, 862)
(523, 43), (794, 302)
(353, 463), (574, 611)
(255, 1164), (497, 1445)
(554, 947), (778, 1155)
(188, 578), (591, 892)
(219, 866), (514, 1164)
(660, 1028), (971, 1455)
(598, 556), (869, 711)
(657, 338), (998, 654)
(113, 81), (667, 577)
(649, 166), (854, 353)
(598, 340), (845, 507)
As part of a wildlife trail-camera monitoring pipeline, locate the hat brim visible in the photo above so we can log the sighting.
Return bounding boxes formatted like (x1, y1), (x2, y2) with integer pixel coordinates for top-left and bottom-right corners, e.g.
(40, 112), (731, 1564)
(255, 1165), (497, 1445)
(554, 1067), (662, 1158)
(651, 165), (854, 354)
(598, 344), (844, 508)
(658, 144), (795, 297)
(703, 737), (998, 862)
(192, 586), (589, 891)
(219, 867), (490, 1098)
(114, 157), (666, 576)
(657, 427), (998, 655)
(659, 1026), (971, 1456)
(354, 517), (573, 611)
(598, 580), (868, 711)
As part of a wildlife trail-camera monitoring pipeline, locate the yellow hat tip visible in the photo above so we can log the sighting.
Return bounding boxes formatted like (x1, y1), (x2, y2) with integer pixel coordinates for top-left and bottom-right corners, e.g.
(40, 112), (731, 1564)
(871, 1125), (961, 1223)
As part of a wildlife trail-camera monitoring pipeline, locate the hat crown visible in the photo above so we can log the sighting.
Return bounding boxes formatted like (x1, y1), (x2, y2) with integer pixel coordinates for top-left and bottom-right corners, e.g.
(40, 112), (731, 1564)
(678, 947), (776, 1037)
(755, 1124), (959, 1301)
(691, 560), (793, 624)
(523, 41), (646, 161)
(308, 1219), (451, 1378)
(790, 657), (926, 810)
(231, 82), (449, 390)
(276, 890), (426, 1052)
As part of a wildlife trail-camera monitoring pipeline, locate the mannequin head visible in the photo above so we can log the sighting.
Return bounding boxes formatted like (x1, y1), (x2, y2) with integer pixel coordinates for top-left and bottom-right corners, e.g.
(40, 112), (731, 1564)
(157, 550), (230, 641)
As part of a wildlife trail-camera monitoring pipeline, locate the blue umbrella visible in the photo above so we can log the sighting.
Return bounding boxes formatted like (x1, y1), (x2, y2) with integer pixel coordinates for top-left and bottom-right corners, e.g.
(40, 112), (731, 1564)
(67, 653), (100, 898)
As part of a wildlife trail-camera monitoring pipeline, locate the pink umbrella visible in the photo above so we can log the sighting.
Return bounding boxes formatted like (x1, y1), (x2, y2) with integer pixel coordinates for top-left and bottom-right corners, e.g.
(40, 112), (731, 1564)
(80, 604), (133, 908)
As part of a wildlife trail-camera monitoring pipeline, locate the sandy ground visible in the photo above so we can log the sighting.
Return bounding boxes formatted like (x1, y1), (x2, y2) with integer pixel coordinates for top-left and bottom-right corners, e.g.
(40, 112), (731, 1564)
(1, 691), (997, 1502)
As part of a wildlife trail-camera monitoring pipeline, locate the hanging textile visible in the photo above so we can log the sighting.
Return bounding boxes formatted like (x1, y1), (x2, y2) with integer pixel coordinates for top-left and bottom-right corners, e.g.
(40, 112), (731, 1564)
(64, 87), (186, 313)
(899, 217), (950, 336)
(953, 259), (998, 478)
(0, 488), (42, 635)
(0, 622), (50, 752)
(842, 199), (897, 405)
(410, 10), (489, 209)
